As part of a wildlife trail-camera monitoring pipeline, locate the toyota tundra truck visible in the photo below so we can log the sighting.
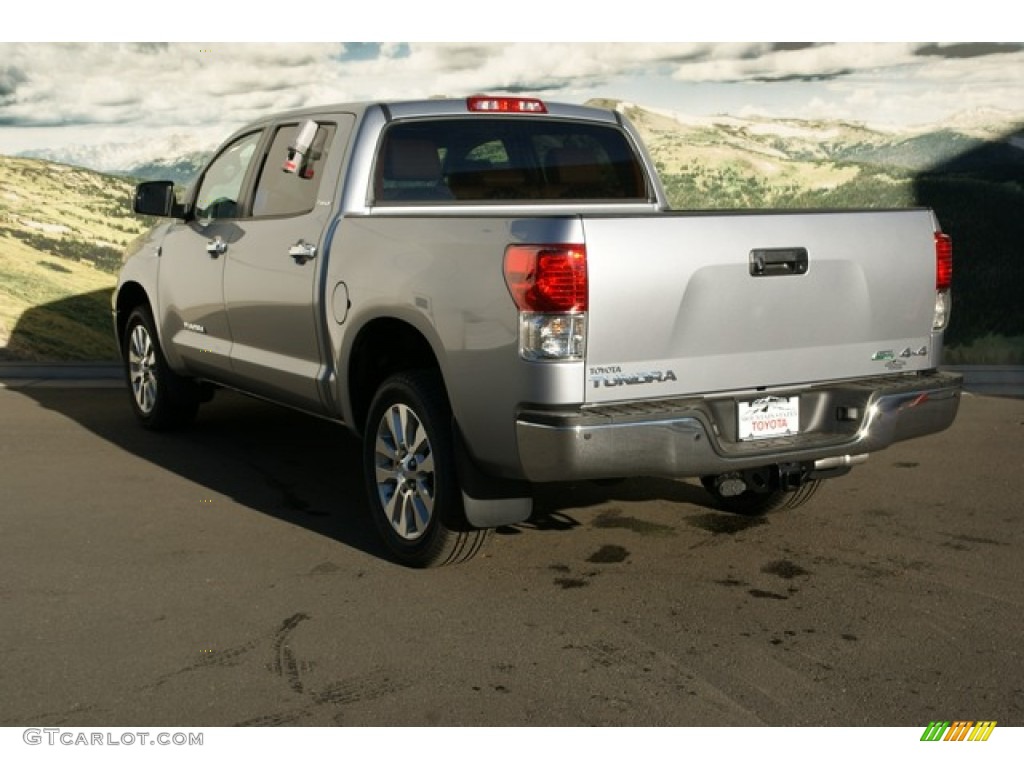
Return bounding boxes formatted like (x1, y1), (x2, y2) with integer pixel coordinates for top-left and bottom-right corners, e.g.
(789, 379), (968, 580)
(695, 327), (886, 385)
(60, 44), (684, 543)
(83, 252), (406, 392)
(114, 95), (962, 567)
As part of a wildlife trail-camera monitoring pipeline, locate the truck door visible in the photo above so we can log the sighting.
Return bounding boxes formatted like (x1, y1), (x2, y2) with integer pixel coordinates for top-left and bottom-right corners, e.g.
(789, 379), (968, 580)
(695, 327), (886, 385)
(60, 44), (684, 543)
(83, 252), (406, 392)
(222, 114), (355, 414)
(157, 131), (263, 380)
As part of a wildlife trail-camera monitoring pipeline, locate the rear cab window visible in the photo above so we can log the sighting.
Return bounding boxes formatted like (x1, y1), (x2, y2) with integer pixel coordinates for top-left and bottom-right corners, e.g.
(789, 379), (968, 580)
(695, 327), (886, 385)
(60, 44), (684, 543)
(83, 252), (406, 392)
(374, 118), (650, 204)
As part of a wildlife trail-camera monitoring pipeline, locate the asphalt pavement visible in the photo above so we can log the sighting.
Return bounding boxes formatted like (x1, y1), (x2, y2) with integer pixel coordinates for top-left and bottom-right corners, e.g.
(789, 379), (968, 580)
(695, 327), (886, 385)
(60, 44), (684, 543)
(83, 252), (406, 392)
(0, 381), (1021, 726)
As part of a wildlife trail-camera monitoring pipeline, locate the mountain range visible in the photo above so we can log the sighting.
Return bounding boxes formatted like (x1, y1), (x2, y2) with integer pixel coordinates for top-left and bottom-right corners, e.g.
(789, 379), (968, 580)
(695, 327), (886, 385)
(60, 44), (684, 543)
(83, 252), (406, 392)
(597, 99), (1024, 208)
(16, 100), (1024, 189)
(18, 132), (216, 186)
(2, 100), (1023, 361)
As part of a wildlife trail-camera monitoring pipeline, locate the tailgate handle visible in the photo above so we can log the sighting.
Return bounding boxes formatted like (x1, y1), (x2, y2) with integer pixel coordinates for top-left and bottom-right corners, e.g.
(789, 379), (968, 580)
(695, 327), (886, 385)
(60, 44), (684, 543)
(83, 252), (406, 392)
(750, 247), (808, 277)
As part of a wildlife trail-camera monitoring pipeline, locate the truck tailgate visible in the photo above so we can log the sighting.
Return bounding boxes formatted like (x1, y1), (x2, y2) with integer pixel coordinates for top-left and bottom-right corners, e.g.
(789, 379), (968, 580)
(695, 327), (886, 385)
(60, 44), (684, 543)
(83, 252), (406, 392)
(583, 209), (939, 402)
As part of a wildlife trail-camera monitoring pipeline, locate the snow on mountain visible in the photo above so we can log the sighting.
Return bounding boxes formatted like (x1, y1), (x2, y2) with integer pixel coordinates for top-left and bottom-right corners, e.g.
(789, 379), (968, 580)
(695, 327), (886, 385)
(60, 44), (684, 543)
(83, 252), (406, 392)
(18, 132), (218, 179)
(938, 107), (1023, 139)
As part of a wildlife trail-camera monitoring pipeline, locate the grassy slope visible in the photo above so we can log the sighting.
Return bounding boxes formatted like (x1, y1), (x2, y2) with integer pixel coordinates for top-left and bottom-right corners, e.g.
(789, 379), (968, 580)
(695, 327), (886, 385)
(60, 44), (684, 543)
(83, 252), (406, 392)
(0, 235), (117, 360)
(0, 156), (150, 360)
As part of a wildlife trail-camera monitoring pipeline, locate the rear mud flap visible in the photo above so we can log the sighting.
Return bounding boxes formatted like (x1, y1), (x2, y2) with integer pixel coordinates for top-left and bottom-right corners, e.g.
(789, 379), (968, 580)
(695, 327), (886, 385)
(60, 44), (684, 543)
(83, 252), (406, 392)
(454, 424), (533, 529)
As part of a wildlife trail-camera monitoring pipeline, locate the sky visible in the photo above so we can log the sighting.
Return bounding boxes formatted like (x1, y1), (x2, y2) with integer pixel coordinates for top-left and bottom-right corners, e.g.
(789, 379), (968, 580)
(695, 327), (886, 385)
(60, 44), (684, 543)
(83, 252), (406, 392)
(2, 9), (1022, 168)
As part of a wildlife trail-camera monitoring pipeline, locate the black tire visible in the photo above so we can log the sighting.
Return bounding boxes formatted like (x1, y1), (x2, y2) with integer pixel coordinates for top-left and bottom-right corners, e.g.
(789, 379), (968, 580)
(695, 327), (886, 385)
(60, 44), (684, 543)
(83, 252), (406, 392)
(122, 306), (200, 430)
(363, 371), (488, 567)
(700, 475), (822, 516)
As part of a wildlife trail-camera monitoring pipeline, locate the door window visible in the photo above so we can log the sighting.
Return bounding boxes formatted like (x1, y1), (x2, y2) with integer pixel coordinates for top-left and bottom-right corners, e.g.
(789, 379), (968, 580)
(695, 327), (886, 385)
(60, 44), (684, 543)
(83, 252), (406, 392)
(252, 123), (336, 218)
(194, 132), (262, 220)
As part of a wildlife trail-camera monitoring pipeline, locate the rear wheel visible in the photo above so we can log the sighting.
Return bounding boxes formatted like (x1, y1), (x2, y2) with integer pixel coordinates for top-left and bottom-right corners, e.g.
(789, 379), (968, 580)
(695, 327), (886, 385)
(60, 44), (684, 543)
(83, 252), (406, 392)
(122, 306), (200, 430)
(700, 474), (822, 516)
(364, 371), (488, 567)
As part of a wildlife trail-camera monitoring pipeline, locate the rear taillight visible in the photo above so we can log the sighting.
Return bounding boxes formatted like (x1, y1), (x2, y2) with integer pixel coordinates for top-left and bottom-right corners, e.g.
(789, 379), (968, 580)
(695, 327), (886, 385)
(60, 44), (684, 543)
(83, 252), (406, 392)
(933, 232), (953, 330)
(504, 244), (587, 360)
(935, 232), (952, 291)
(504, 245), (587, 312)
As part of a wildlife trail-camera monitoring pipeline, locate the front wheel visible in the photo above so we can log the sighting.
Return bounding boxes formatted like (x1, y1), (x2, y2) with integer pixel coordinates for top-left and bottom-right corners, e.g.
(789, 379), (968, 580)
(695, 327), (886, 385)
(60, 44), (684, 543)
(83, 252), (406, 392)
(122, 306), (200, 430)
(363, 371), (488, 567)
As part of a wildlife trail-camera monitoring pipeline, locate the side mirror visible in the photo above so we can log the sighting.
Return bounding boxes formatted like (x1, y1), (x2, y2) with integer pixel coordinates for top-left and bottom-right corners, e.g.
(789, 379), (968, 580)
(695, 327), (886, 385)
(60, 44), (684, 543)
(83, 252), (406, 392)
(134, 180), (183, 218)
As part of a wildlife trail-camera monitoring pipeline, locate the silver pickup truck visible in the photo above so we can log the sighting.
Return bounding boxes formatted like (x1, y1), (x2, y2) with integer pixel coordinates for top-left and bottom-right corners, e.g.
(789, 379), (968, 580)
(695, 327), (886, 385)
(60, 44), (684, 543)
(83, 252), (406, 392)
(114, 95), (962, 567)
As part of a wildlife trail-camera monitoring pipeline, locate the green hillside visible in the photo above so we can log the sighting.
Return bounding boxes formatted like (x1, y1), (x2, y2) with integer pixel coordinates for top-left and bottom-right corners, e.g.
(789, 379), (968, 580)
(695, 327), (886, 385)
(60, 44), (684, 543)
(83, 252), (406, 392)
(0, 156), (151, 360)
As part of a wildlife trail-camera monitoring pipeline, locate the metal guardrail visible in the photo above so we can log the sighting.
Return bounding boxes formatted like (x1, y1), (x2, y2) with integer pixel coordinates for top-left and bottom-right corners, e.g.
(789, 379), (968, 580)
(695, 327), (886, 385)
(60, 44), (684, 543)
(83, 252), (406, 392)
(0, 362), (121, 378)
(0, 362), (122, 387)
(942, 366), (1024, 397)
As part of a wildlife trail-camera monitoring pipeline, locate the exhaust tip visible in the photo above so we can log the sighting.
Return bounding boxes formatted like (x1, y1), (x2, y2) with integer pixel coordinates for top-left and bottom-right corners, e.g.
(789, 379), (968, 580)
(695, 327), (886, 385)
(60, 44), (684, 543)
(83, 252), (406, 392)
(814, 454), (869, 471)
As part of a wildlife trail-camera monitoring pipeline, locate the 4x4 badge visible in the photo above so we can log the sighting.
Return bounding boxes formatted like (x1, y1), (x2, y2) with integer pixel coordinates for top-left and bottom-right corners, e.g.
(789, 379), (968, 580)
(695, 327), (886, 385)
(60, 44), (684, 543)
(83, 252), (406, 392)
(873, 346), (927, 362)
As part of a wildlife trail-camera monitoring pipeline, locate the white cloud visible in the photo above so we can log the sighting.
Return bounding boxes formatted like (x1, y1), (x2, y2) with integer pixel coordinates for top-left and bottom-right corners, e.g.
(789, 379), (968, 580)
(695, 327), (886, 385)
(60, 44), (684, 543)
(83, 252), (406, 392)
(1, 41), (1021, 160)
(668, 43), (919, 83)
(0, 43), (347, 128)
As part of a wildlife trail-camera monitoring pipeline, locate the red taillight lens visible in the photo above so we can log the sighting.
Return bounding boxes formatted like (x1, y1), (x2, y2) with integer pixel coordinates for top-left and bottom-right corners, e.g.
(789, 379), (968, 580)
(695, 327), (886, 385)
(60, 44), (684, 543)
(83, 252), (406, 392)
(935, 232), (953, 291)
(504, 245), (588, 312)
(467, 96), (547, 113)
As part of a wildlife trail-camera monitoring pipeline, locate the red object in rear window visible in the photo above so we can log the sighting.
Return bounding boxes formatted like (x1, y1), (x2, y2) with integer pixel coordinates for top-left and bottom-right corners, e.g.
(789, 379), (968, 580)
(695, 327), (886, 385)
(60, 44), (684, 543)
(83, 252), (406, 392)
(935, 232), (953, 291)
(504, 245), (588, 312)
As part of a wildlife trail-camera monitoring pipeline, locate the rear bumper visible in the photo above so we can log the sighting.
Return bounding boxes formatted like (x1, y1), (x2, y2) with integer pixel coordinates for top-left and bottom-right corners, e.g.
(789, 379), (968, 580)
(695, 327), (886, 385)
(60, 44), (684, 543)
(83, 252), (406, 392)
(515, 371), (962, 482)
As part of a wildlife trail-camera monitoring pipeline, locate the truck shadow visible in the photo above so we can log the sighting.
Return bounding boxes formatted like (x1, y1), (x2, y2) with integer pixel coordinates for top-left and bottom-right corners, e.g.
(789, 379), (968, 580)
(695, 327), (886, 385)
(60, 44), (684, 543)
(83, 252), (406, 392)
(16, 385), (720, 565)
(522, 476), (714, 533)
(20, 386), (387, 558)
(0, 287), (118, 362)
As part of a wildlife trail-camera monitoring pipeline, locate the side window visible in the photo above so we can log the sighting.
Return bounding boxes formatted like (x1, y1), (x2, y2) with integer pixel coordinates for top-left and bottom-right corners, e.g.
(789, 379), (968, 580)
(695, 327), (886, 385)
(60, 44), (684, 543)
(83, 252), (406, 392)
(252, 122), (336, 218)
(194, 132), (261, 220)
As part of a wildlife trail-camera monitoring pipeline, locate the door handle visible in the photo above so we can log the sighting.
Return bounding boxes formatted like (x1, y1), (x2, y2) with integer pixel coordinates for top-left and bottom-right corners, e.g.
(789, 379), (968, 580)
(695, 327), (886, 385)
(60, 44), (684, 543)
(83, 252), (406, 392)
(289, 240), (317, 264)
(206, 237), (227, 258)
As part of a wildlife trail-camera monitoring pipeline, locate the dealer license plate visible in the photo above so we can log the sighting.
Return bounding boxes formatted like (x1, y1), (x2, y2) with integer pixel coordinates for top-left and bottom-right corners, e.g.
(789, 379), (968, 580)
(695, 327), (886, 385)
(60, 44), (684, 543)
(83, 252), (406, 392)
(738, 396), (800, 440)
